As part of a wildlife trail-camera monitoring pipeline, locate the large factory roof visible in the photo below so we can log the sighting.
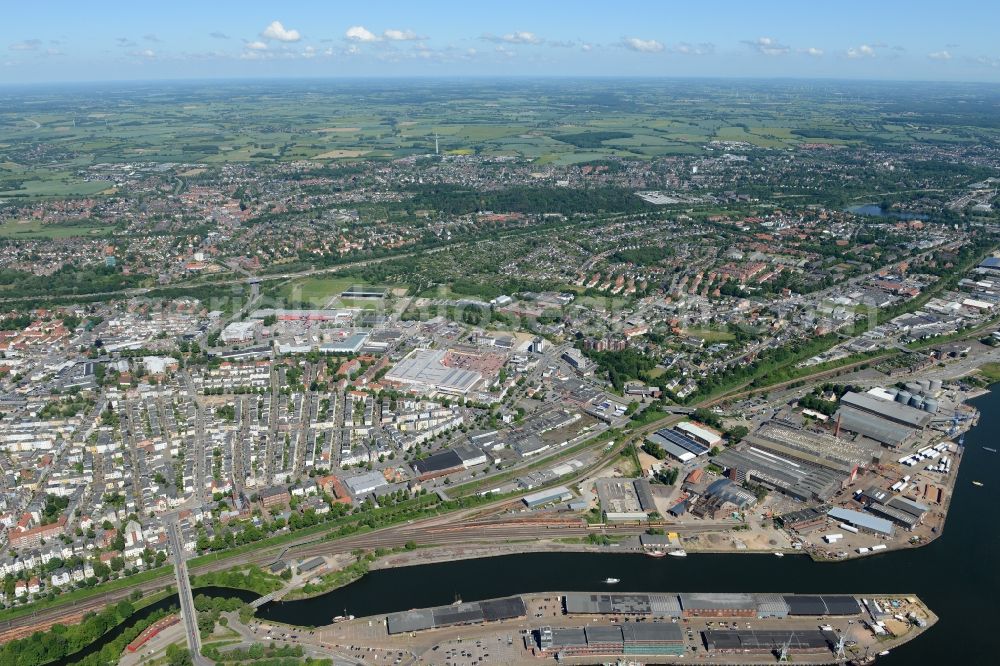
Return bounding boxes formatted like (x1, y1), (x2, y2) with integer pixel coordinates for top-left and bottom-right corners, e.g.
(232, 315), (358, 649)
(827, 507), (895, 535)
(834, 407), (914, 446)
(412, 449), (464, 475)
(549, 624), (683, 649)
(649, 428), (709, 457)
(711, 447), (843, 502)
(386, 596), (526, 634)
(747, 421), (877, 473)
(783, 595), (860, 616)
(703, 629), (836, 651)
(384, 348), (482, 394)
(840, 392), (932, 428)
(564, 593), (681, 616)
(679, 592), (756, 611)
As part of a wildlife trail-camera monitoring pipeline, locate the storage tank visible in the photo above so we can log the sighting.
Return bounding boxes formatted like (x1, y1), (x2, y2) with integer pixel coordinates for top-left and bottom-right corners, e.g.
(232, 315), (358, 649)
(929, 379), (943, 393)
(908, 395), (923, 409)
(923, 399), (939, 413)
(905, 382), (923, 394)
(885, 387), (899, 398)
(918, 379), (931, 392)
(896, 390), (912, 404)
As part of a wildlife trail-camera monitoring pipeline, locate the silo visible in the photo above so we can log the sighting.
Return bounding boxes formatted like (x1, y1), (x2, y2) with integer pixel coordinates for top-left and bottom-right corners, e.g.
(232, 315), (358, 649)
(918, 379), (931, 392)
(896, 390), (912, 404)
(908, 395), (923, 409)
(929, 379), (943, 393)
(923, 398), (939, 413)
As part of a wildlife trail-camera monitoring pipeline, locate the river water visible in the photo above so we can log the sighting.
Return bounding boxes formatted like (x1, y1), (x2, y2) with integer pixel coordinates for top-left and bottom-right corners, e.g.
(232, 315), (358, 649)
(845, 204), (930, 221)
(48, 587), (256, 666)
(256, 388), (1000, 664)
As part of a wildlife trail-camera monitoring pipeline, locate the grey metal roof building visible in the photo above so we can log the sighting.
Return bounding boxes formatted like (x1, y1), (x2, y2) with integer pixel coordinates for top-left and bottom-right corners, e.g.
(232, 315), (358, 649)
(746, 421), (878, 473)
(679, 592), (756, 614)
(544, 624), (684, 656)
(564, 593), (681, 618)
(703, 629), (837, 652)
(522, 486), (573, 508)
(864, 502), (922, 530)
(412, 449), (464, 477)
(755, 593), (790, 618)
(782, 595), (860, 616)
(386, 608), (435, 634)
(386, 596), (525, 634)
(834, 407), (914, 447)
(647, 428), (709, 462)
(384, 349), (483, 395)
(827, 507), (895, 536)
(711, 447), (843, 502)
(633, 478), (657, 512)
(839, 392), (932, 428)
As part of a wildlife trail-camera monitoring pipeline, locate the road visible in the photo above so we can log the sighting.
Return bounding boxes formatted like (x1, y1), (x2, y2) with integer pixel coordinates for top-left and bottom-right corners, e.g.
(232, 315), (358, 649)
(167, 520), (210, 666)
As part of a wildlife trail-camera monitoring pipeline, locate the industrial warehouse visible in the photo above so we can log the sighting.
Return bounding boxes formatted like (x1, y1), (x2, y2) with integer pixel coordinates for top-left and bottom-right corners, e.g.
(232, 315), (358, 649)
(834, 389), (936, 447)
(386, 597), (527, 634)
(702, 628), (839, 654)
(323, 591), (933, 665)
(383, 348), (485, 396)
(563, 592), (860, 619)
(536, 623), (685, 658)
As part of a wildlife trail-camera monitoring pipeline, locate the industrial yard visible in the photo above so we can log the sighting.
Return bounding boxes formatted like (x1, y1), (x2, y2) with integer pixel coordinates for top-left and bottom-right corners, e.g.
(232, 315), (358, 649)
(263, 591), (936, 665)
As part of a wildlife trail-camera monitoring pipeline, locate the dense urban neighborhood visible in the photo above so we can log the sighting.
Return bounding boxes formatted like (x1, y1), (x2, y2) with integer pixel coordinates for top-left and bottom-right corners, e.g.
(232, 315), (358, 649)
(1, 74), (1000, 666)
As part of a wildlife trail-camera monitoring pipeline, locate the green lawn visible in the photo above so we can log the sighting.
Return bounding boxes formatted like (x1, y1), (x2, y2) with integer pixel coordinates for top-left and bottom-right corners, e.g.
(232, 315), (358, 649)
(681, 327), (736, 343)
(978, 362), (1000, 382)
(0, 219), (114, 239)
(277, 277), (355, 306)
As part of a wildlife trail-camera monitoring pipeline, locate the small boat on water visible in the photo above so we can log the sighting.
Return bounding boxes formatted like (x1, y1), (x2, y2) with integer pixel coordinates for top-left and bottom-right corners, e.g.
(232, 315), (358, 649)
(972, 481), (984, 487)
(878, 650), (891, 656)
(604, 577), (620, 584)
(646, 550), (666, 558)
(668, 549), (687, 558)
(773, 552), (784, 557)
(984, 447), (997, 453)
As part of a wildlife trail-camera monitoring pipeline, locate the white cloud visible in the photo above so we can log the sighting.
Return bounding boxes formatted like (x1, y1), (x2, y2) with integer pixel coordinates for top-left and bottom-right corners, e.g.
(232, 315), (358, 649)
(245, 41), (268, 51)
(130, 49), (156, 59)
(673, 42), (714, 56)
(744, 37), (789, 56)
(345, 26), (379, 42)
(504, 31), (542, 44)
(495, 45), (516, 57)
(9, 39), (42, 51)
(928, 50), (952, 60)
(622, 37), (664, 53)
(580, 43), (594, 52)
(483, 31), (543, 45)
(971, 55), (1000, 68)
(846, 44), (877, 59)
(345, 44), (362, 55)
(383, 29), (421, 41)
(261, 20), (301, 43)
(803, 47), (824, 57)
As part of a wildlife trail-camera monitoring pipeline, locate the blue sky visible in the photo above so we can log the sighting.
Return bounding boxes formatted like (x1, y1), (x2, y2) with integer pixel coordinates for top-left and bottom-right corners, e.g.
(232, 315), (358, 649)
(2, 0), (998, 84)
